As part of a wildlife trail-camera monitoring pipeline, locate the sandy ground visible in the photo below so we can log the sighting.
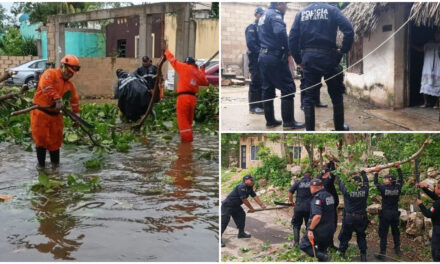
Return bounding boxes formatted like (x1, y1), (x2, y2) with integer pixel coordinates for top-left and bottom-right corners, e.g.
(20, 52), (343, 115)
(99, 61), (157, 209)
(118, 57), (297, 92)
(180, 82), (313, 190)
(221, 83), (440, 131)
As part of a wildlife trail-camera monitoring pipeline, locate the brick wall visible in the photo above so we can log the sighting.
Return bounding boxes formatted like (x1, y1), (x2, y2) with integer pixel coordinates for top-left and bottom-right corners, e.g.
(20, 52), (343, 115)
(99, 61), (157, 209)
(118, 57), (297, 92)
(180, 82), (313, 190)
(221, 2), (306, 75)
(0, 56), (40, 72)
(71, 57), (164, 97)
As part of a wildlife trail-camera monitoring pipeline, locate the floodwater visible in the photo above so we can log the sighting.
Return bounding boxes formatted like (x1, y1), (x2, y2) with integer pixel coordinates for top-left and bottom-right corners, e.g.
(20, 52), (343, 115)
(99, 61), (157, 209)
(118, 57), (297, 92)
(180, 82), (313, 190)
(0, 134), (219, 261)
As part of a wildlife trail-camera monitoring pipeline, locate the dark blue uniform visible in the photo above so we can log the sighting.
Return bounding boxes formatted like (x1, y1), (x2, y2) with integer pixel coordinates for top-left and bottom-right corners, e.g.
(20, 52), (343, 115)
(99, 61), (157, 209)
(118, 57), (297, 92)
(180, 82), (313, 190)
(419, 187), (440, 261)
(300, 189), (336, 260)
(245, 20), (263, 111)
(289, 176), (312, 245)
(289, 2), (354, 130)
(337, 172), (369, 256)
(317, 162), (340, 233)
(374, 168), (403, 254)
(221, 182), (256, 235)
(257, 6), (303, 128)
(135, 64), (158, 89)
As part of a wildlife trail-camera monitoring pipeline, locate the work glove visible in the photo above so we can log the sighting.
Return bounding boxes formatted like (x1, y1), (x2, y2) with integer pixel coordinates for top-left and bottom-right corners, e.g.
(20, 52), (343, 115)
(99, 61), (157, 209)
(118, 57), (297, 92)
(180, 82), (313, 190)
(55, 98), (64, 110)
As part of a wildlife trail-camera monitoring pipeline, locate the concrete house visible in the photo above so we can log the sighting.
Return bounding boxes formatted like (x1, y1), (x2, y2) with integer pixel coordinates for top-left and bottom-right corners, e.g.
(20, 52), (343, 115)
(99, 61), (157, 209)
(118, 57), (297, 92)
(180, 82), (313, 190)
(343, 2), (440, 108)
(239, 134), (308, 169)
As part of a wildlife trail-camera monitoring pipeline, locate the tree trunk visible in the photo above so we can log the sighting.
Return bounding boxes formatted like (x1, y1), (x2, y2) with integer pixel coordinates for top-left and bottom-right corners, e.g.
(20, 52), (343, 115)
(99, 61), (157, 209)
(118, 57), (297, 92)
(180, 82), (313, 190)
(343, 133), (356, 145)
(304, 144), (313, 169)
(319, 146), (324, 168)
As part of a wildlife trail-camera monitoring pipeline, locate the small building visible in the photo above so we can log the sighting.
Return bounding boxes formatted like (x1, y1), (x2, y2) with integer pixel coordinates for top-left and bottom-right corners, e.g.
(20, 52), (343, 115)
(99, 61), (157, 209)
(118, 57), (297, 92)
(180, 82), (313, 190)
(239, 134), (308, 169)
(343, 2), (440, 108)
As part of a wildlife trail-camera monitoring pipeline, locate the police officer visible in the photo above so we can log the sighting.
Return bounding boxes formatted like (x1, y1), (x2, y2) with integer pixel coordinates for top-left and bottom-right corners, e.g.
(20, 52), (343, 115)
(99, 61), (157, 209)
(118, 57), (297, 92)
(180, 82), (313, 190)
(299, 178), (335, 261)
(337, 171), (369, 261)
(374, 162), (403, 259)
(221, 175), (266, 247)
(135, 56), (158, 89)
(245, 7), (265, 115)
(258, 2), (305, 130)
(417, 181), (440, 261)
(288, 171), (313, 247)
(317, 161), (339, 250)
(289, 2), (354, 131)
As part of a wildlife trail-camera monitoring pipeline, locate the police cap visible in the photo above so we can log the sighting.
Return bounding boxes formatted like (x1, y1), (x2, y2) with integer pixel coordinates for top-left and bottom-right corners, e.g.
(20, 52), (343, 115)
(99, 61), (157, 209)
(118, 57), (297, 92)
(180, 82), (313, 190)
(255, 7), (265, 15)
(243, 174), (255, 182)
(310, 178), (323, 186)
(142, 56), (150, 62)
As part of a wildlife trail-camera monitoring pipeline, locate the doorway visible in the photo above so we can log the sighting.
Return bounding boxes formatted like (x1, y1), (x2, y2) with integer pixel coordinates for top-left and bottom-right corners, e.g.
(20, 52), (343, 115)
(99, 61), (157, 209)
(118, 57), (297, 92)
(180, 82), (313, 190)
(240, 145), (246, 169)
(408, 22), (438, 106)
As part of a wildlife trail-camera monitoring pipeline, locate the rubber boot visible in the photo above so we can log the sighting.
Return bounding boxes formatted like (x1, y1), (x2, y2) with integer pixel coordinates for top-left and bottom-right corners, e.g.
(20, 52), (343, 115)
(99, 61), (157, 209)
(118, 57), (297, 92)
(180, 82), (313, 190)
(293, 227), (300, 247)
(304, 106), (315, 131)
(316, 251), (331, 262)
(374, 250), (385, 260)
(49, 149), (60, 167)
(221, 240), (225, 247)
(264, 100), (281, 128)
(360, 251), (367, 262)
(237, 230), (251, 238)
(315, 92), (328, 108)
(333, 103), (349, 131)
(36, 146), (46, 167)
(282, 99), (305, 130)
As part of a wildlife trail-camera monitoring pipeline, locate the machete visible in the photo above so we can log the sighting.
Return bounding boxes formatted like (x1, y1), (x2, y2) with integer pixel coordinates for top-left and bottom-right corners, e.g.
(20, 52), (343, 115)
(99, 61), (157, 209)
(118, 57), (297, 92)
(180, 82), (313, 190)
(247, 206), (291, 213)
(274, 201), (294, 206)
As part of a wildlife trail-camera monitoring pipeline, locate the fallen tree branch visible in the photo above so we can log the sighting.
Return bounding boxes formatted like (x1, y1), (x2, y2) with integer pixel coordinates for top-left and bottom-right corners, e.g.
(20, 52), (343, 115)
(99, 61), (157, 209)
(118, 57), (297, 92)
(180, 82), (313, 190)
(247, 206), (291, 213)
(0, 84), (29, 102)
(350, 139), (432, 175)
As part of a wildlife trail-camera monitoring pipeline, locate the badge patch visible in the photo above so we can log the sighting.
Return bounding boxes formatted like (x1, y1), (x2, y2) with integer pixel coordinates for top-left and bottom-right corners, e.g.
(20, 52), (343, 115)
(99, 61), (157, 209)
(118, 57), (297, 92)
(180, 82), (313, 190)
(430, 206), (435, 213)
(315, 200), (322, 205)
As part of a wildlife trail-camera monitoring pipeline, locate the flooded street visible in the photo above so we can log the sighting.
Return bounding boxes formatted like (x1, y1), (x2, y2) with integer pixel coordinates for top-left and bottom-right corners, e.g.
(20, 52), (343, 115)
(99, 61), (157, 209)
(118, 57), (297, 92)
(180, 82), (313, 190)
(0, 134), (219, 261)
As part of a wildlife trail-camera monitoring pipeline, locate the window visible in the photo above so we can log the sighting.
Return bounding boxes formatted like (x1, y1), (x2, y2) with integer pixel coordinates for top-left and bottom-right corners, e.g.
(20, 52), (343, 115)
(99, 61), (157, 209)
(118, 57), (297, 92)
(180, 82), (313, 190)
(251, 146), (259, 161)
(117, 39), (127, 57)
(292, 146), (301, 159)
(36, 61), (46, 69)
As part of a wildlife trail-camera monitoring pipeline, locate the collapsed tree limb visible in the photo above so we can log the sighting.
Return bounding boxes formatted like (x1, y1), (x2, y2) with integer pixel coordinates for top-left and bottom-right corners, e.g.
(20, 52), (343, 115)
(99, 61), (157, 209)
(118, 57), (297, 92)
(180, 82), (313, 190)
(0, 84), (29, 102)
(350, 139), (432, 175)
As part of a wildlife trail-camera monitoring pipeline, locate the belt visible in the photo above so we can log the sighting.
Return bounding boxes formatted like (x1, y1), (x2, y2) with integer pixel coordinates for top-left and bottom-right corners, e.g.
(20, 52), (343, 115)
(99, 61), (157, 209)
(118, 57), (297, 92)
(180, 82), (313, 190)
(302, 48), (336, 56)
(345, 212), (367, 218)
(260, 48), (284, 57)
(177, 92), (197, 97)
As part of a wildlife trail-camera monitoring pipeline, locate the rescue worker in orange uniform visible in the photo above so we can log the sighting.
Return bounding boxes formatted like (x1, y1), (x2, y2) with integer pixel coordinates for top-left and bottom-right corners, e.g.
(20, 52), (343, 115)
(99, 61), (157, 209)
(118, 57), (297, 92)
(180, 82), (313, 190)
(163, 42), (209, 142)
(31, 55), (81, 168)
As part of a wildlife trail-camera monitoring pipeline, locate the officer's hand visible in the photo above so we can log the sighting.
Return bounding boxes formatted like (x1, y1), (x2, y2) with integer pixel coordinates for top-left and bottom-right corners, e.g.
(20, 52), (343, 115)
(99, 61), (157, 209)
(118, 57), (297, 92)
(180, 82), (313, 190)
(375, 166), (381, 173)
(307, 230), (314, 242)
(416, 199), (423, 205)
(162, 39), (168, 53)
(290, 202), (295, 206)
(55, 98), (64, 110)
(261, 204), (266, 209)
(394, 162), (400, 168)
(249, 208), (255, 213)
(336, 48), (343, 54)
(419, 182), (428, 189)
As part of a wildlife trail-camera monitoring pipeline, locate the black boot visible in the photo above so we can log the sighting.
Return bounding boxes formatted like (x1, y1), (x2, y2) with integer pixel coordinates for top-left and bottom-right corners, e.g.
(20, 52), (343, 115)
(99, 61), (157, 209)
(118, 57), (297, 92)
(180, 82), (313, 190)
(36, 146), (46, 167)
(221, 240), (225, 247)
(293, 227), (300, 247)
(339, 251), (345, 259)
(249, 91), (264, 114)
(374, 251), (385, 260)
(282, 99), (305, 130)
(237, 230), (251, 238)
(395, 247), (402, 257)
(304, 106), (315, 131)
(360, 251), (367, 262)
(264, 101), (281, 128)
(49, 149), (60, 167)
(316, 251), (331, 262)
(333, 103), (349, 131)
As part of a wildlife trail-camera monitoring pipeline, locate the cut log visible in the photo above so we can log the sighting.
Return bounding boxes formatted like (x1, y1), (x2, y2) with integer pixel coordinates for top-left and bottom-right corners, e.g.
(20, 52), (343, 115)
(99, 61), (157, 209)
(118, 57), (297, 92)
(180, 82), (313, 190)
(221, 79), (232, 86)
(231, 79), (245, 85)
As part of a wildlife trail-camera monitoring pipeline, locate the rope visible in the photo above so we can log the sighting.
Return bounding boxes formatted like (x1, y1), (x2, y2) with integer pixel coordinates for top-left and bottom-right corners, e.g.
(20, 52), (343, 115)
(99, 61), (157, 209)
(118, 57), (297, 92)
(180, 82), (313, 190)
(222, 10), (418, 107)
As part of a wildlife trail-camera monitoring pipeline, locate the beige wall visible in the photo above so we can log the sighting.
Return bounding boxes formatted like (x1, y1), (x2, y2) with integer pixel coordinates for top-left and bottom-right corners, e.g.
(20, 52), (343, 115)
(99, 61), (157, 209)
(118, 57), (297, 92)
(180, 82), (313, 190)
(239, 135), (308, 169)
(71, 57), (161, 97)
(0, 56), (40, 73)
(221, 2), (306, 75)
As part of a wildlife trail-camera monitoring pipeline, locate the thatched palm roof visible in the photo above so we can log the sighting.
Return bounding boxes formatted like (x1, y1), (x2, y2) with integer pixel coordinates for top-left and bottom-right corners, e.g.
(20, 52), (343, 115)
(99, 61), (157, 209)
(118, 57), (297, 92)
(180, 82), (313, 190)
(342, 2), (440, 41)
(411, 2), (440, 27)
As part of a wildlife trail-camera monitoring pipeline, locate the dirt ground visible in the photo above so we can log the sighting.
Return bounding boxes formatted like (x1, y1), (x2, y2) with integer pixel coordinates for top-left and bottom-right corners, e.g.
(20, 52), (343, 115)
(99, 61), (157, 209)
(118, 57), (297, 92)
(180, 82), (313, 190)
(221, 200), (432, 262)
(221, 83), (440, 131)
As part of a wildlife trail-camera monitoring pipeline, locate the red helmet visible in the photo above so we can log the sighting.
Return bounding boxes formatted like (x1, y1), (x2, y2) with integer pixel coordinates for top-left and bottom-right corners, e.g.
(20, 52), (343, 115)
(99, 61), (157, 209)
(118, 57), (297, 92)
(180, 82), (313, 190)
(61, 55), (80, 73)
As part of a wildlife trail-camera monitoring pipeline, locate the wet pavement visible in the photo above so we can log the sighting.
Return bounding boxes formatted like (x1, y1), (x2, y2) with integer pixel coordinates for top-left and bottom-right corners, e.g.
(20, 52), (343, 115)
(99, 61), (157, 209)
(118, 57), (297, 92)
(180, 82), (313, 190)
(0, 134), (219, 261)
(221, 84), (440, 131)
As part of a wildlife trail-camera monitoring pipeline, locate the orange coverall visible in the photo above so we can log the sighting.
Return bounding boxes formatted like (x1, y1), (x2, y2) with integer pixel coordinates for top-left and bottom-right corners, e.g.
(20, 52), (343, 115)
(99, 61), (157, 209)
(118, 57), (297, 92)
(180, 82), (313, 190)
(31, 68), (80, 151)
(164, 50), (209, 142)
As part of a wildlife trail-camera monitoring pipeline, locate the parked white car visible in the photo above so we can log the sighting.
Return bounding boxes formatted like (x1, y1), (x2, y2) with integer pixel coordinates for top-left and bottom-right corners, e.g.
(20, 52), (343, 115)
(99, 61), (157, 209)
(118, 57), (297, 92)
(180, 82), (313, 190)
(7, 59), (48, 87)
